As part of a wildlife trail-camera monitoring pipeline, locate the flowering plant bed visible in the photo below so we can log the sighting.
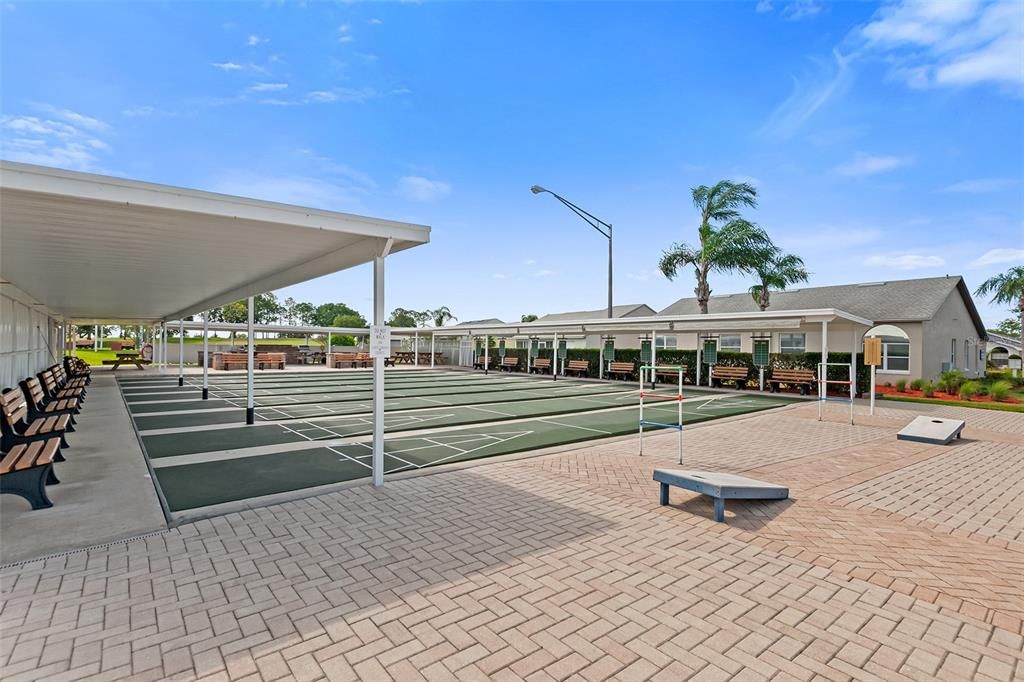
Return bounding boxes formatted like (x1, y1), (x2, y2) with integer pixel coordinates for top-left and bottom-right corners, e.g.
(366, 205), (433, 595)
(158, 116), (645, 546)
(876, 384), (1022, 412)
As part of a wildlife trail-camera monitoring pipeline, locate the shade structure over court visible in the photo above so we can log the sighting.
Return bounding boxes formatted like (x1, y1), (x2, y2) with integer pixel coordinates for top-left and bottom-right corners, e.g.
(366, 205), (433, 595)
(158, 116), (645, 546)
(0, 161), (430, 323)
(1, 160), (430, 487)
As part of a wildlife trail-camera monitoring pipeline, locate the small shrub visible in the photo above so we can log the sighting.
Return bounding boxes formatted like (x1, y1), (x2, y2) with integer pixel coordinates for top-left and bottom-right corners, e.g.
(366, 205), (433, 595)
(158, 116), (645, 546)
(938, 369), (966, 394)
(921, 381), (936, 398)
(895, 379), (907, 392)
(958, 380), (981, 400)
(989, 380), (1013, 401)
(909, 378), (924, 391)
(976, 383), (989, 396)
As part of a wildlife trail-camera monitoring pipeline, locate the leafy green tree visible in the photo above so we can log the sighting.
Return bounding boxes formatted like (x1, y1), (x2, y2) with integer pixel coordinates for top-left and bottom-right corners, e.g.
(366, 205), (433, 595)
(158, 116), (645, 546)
(332, 313), (368, 329)
(976, 266), (1024, 359)
(314, 302), (361, 327)
(430, 306), (457, 327)
(293, 302), (317, 326)
(282, 297), (297, 325)
(521, 314), (539, 323)
(658, 180), (770, 314)
(220, 301), (248, 342)
(387, 308), (420, 327)
(992, 317), (1022, 337)
(748, 246), (809, 311)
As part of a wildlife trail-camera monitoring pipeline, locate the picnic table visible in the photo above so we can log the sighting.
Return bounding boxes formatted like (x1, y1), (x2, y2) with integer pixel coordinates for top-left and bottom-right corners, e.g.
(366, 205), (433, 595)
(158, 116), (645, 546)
(394, 351), (447, 365)
(102, 351), (149, 371)
(297, 349), (325, 364)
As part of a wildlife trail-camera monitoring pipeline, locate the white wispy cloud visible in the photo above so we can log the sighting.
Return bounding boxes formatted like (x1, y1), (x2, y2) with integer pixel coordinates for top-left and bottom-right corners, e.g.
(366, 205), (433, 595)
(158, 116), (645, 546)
(759, 50), (852, 139)
(1, 110), (112, 171)
(369, 18), (383, 25)
(855, 0), (1024, 92)
(337, 24), (353, 43)
(338, 35), (354, 44)
(492, 273), (507, 280)
(756, 1), (773, 13)
(534, 270), (556, 278)
(782, 0), (823, 21)
(212, 61), (243, 71)
(260, 87), (380, 106)
(246, 34), (266, 47)
(864, 253), (944, 269)
(247, 82), (288, 93)
(940, 177), (1019, 193)
(834, 152), (913, 177)
(209, 173), (365, 211)
(523, 259), (537, 266)
(969, 248), (1024, 268)
(397, 176), (451, 201)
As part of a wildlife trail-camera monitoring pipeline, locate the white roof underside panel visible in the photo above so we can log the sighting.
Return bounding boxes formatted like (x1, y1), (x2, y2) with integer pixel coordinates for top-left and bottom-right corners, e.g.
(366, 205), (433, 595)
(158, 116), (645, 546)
(0, 162), (430, 322)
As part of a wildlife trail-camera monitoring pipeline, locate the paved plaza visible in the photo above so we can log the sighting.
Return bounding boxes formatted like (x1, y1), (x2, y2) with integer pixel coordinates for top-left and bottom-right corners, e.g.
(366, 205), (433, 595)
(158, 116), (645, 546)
(2, 398), (1022, 681)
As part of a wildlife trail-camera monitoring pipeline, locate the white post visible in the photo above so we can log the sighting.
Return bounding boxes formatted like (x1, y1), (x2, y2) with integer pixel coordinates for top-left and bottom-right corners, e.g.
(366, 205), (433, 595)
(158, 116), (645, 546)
(202, 311), (210, 400)
(246, 296), (255, 424)
(430, 333), (435, 368)
(819, 320), (829, 421)
(599, 339), (604, 380)
(372, 250), (386, 487)
(414, 331), (419, 366)
(94, 320), (99, 352)
(650, 329), (657, 389)
(178, 320), (184, 386)
(552, 332), (558, 381)
(696, 336), (702, 387)
(484, 336), (489, 375)
(160, 324), (167, 374)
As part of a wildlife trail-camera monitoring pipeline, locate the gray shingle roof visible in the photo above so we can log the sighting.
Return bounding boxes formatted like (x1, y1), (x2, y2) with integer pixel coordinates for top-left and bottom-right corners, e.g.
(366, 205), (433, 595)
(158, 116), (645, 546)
(659, 275), (985, 335)
(539, 304), (655, 322)
(451, 318), (505, 327)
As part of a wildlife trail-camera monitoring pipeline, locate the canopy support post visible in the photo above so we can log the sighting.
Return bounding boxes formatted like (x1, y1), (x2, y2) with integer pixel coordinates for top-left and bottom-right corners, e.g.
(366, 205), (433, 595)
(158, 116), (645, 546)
(430, 333), (435, 368)
(414, 331), (419, 366)
(178, 320), (184, 386)
(202, 311), (209, 400)
(484, 336), (489, 375)
(552, 332), (558, 381)
(246, 296), (255, 424)
(372, 246), (388, 487)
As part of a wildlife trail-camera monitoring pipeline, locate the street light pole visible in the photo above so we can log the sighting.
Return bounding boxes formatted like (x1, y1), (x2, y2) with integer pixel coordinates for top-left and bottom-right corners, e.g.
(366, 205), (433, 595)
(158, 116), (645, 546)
(531, 185), (613, 318)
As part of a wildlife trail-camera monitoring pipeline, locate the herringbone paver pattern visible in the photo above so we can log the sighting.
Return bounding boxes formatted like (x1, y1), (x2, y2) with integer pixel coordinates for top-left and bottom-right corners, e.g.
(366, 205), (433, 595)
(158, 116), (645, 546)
(2, 401), (1022, 681)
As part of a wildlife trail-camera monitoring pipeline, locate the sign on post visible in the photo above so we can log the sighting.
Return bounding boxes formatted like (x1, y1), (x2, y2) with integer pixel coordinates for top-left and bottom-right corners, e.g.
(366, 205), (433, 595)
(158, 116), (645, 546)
(702, 339), (718, 365)
(640, 339), (652, 364)
(752, 339), (770, 367)
(557, 339), (567, 360)
(603, 338), (615, 362)
(529, 339), (539, 359)
(864, 337), (882, 366)
(498, 339), (506, 358)
(370, 325), (392, 358)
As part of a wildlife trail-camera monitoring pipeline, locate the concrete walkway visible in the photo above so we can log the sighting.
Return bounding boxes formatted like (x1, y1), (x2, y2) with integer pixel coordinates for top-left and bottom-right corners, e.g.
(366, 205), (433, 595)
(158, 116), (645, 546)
(0, 373), (167, 565)
(1, 400), (1021, 680)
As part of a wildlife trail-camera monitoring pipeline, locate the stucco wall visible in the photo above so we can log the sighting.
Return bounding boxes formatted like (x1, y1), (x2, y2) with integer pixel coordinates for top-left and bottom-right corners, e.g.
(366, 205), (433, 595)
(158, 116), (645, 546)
(921, 289), (986, 380)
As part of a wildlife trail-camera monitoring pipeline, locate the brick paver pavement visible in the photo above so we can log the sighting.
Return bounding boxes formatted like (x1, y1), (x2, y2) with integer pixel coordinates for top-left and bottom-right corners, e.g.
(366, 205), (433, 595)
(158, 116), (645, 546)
(2, 401), (1022, 681)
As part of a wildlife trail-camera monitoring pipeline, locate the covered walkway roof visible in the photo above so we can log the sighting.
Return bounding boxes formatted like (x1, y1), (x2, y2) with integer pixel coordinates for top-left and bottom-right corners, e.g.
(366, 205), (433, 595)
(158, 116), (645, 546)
(415, 308), (874, 337)
(0, 161), (430, 323)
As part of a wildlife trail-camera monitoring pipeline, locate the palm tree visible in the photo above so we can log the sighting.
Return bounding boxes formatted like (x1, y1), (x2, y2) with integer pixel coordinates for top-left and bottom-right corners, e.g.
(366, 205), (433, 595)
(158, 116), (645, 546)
(976, 266), (1024, 359)
(659, 180), (771, 313)
(748, 246), (809, 311)
(430, 306), (457, 327)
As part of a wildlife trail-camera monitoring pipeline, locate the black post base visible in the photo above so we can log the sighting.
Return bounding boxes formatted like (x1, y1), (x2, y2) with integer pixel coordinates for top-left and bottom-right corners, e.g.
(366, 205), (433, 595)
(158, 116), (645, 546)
(178, 377), (183, 386)
(202, 387), (209, 400)
(246, 407), (255, 424)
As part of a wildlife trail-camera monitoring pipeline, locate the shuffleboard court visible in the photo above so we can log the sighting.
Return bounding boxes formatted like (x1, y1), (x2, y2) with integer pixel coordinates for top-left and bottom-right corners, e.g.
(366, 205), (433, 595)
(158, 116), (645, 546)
(119, 369), (796, 513)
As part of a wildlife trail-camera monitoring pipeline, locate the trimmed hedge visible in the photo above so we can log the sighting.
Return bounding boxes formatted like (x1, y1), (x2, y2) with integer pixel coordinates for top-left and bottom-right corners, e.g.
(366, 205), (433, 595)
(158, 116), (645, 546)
(524, 347), (867, 393)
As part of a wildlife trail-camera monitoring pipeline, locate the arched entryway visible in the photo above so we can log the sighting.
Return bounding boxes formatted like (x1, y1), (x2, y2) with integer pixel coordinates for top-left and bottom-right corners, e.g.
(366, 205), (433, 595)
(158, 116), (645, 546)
(864, 324), (910, 373)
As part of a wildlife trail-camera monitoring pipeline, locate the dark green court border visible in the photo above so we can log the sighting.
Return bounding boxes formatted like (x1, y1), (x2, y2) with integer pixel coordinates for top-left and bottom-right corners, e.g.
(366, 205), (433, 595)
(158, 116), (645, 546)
(129, 383), (635, 429)
(153, 393), (793, 511)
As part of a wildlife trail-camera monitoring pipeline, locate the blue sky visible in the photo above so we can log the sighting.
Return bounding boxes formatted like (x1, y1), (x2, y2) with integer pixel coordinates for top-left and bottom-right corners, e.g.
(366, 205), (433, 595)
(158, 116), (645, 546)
(2, 0), (1022, 327)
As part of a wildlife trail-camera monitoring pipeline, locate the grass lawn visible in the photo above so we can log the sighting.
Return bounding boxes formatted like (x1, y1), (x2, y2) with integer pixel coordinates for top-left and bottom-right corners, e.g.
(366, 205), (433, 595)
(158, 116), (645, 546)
(880, 394), (1024, 413)
(73, 336), (359, 365)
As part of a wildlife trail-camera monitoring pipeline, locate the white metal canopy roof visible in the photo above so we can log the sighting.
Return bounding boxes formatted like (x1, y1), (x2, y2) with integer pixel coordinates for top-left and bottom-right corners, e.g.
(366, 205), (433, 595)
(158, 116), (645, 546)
(418, 308), (874, 337)
(0, 161), (430, 322)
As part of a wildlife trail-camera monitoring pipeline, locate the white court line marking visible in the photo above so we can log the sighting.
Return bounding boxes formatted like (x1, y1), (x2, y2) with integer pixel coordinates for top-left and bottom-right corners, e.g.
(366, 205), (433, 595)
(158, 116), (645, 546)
(537, 419), (611, 435)
(415, 396), (454, 406)
(466, 406), (516, 417)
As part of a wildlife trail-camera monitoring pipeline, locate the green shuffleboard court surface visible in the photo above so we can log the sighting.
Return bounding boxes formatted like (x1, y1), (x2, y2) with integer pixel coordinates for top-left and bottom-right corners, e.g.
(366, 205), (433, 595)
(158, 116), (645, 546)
(118, 369), (796, 513)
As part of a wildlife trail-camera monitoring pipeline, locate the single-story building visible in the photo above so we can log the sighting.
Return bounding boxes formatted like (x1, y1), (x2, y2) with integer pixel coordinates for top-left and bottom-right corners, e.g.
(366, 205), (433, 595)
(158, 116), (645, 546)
(985, 330), (1022, 369)
(657, 275), (987, 382)
(534, 304), (657, 349)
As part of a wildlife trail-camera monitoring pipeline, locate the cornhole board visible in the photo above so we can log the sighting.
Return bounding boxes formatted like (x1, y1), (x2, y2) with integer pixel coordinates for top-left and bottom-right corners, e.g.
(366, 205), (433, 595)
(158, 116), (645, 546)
(654, 469), (789, 522)
(896, 416), (965, 445)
